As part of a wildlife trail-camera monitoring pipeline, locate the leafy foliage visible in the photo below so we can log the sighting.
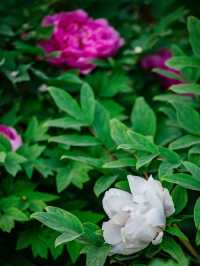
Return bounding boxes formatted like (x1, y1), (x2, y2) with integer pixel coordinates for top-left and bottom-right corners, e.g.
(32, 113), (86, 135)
(1, 1), (200, 266)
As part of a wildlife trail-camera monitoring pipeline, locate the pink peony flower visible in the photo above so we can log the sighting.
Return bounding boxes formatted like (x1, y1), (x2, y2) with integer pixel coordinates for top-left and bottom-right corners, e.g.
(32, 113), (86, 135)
(39, 9), (124, 74)
(141, 49), (183, 89)
(0, 125), (22, 151)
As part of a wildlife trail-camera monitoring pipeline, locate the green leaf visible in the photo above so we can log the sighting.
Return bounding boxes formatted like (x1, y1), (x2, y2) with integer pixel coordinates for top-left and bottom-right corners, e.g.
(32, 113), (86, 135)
(4, 152), (26, 176)
(194, 198), (200, 230)
(115, 180), (130, 191)
(171, 83), (200, 95)
(89, 70), (131, 97)
(156, 125), (182, 146)
(56, 167), (72, 193)
(17, 227), (63, 259)
(44, 117), (85, 130)
(159, 147), (181, 165)
(0, 207), (28, 233)
(83, 223), (103, 246)
(94, 175), (118, 197)
(81, 83), (95, 124)
(31, 207), (84, 239)
(188, 16), (200, 57)
(196, 230), (200, 246)
(110, 119), (130, 146)
(169, 135), (200, 150)
(0, 151), (6, 162)
(162, 173), (200, 191)
(0, 214), (14, 232)
(67, 241), (83, 263)
(155, 7), (188, 33)
(56, 162), (91, 191)
(6, 207), (28, 222)
(136, 153), (158, 169)
(103, 157), (136, 168)
(0, 134), (12, 152)
(25, 117), (48, 142)
(172, 186), (188, 215)
(55, 231), (82, 247)
(131, 97), (156, 137)
(166, 56), (200, 69)
(159, 162), (176, 178)
(49, 87), (83, 119)
(127, 130), (158, 154)
(154, 94), (195, 106)
(49, 134), (100, 147)
(62, 153), (103, 168)
(166, 226), (188, 241)
(92, 102), (114, 148)
(86, 244), (111, 266)
(153, 68), (182, 81)
(100, 99), (125, 120)
(149, 259), (182, 266)
(174, 103), (200, 135)
(15, 41), (43, 55)
(48, 71), (82, 87)
(183, 161), (200, 179)
(161, 236), (188, 264)
(72, 211), (104, 224)
(111, 119), (158, 153)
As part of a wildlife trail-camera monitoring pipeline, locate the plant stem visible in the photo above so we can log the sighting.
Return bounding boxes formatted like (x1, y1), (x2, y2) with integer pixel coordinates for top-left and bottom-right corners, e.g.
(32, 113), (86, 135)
(174, 224), (200, 261)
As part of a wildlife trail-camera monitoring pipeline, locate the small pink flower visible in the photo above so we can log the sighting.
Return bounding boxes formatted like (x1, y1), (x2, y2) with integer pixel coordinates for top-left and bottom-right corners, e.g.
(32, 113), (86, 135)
(141, 49), (183, 89)
(39, 9), (124, 74)
(0, 125), (22, 151)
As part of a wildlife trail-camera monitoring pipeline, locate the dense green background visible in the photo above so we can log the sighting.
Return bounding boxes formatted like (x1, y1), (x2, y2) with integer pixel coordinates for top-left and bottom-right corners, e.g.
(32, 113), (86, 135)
(1, 0), (200, 265)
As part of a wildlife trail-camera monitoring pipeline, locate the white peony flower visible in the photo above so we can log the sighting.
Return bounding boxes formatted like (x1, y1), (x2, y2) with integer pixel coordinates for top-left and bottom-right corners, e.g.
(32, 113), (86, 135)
(102, 175), (175, 255)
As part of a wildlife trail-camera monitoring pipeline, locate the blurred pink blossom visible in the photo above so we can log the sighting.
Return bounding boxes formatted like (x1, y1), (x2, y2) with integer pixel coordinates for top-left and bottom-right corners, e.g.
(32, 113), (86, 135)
(0, 125), (22, 151)
(141, 49), (183, 89)
(39, 10), (124, 74)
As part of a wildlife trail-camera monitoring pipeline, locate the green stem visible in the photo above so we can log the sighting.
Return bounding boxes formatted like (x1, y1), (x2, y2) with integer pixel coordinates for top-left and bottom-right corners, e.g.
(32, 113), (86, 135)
(174, 224), (200, 261)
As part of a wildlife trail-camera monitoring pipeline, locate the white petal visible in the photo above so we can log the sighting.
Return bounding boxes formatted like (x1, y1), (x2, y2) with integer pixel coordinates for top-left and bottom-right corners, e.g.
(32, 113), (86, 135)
(127, 175), (147, 196)
(102, 220), (122, 245)
(111, 212), (129, 226)
(145, 208), (166, 228)
(111, 242), (147, 255)
(143, 188), (163, 212)
(163, 189), (175, 217)
(102, 188), (132, 218)
(152, 231), (164, 245)
(146, 176), (164, 200)
(121, 215), (156, 245)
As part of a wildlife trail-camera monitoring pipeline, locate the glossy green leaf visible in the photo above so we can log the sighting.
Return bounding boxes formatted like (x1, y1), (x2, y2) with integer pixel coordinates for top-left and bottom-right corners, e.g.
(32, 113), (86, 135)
(188, 16), (200, 57)
(94, 175), (118, 197)
(194, 198), (200, 230)
(131, 97), (156, 137)
(31, 206), (84, 236)
(162, 173), (200, 191)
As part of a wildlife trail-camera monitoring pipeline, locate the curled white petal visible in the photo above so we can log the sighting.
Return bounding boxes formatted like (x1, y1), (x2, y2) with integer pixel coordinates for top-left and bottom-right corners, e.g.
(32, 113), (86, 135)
(127, 175), (147, 196)
(102, 221), (122, 245)
(111, 242), (141, 255)
(145, 208), (165, 228)
(102, 188), (133, 218)
(121, 216), (156, 246)
(152, 231), (164, 245)
(163, 189), (175, 217)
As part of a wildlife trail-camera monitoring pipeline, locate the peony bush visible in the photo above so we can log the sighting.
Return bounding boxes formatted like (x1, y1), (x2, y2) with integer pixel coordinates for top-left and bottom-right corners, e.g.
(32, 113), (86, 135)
(1, 1), (200, 266)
